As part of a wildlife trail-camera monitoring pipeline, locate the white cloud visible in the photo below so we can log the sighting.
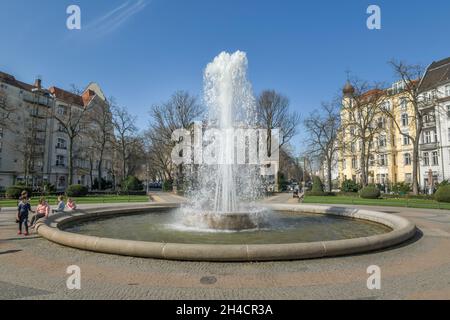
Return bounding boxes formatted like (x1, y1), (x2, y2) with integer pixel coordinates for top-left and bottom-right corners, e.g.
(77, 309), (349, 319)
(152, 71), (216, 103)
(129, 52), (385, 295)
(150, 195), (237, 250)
(84, 0), (149, 36)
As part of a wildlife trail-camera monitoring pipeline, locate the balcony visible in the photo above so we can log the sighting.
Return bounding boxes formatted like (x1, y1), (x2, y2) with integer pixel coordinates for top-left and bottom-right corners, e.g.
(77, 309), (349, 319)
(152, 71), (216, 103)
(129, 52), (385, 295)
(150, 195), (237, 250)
(420, 142), (438, 151)
(423, 121), (436, 129)
(418, 98), (435, 109)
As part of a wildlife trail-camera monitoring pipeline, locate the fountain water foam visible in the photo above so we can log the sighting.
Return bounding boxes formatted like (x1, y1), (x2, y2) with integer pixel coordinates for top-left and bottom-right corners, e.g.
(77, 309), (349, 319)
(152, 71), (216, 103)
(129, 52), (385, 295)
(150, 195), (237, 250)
(181, 51), (266, 230)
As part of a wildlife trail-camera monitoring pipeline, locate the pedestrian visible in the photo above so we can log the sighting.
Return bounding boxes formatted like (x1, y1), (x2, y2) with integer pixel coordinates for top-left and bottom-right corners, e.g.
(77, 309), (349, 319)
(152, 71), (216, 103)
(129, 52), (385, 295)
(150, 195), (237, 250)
(17, 196), (34, 236)
(52, 195), (65, 213)
(29, 197), (50, 228)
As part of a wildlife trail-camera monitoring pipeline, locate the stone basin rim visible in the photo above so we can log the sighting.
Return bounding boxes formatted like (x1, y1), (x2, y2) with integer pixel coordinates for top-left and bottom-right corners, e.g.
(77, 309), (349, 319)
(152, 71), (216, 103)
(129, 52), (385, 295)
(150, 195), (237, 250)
(36, 203), (417, 262)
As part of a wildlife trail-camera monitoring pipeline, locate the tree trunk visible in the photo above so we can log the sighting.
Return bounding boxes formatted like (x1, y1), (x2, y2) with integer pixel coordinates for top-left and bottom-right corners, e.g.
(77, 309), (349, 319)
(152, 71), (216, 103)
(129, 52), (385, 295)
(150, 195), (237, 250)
(412, 137), (420, 195)
(327, 157), (332, 192)
(98, 148), (104, 189)
(360, 141), (367, 187)
(68, 138), (74, 185)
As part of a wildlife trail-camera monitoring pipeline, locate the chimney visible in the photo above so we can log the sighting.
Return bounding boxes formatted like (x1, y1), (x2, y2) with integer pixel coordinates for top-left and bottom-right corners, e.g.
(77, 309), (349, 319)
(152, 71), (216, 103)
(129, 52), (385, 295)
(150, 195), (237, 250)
(34, 76), (42, 89)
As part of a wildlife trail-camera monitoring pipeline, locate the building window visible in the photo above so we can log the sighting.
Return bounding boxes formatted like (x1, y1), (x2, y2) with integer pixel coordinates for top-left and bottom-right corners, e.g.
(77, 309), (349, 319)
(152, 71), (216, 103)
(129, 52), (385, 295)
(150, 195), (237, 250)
(350, 127), (355, 135)
(58, 123), (66, 133)
(403, 135), (410, 146)
(351, 157), (357, 169)
(351, 142), (356, 153)
(56, 138), (67, 149)
(379, 154), (388, 167)
(401, 114), (408, 126)
(56, 155), (65, 167)
(423, 152), (430, 166)
(58, 176), (66, 188)
(432, 151), (439, 166)
(445, 85), (450, 97)
(447, 105), (450, 118)
(57, 105), (67, 116)
(378, 117), (386, 129)
(369, 155), (375, 167)
(400, 98), (408, 111)
(448, 128), (450, 142)
(404, 153), (411, 166)
(424, 131), (432, 144)
(405, 173), (412, 183)
(379, 135), (387, 147)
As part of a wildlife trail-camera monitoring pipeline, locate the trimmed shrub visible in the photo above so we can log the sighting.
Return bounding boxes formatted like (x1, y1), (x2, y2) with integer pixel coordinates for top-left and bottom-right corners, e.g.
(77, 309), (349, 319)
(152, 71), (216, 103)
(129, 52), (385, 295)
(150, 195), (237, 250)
(359, 185), (381, 199)
(436, 180), (450, 190)
(163, 180), (173, 192)
(308, 176), (324, 196)
(122, 176), (143, 191)
(311, 176), (324, 192)
(306, 191), (336, 197)
(66, 184), (89, 197)
(342, 179), (360, 193)
(6, 186), (32, 199)
(435, 185), (450, 203)
(391, 182), (411, 195)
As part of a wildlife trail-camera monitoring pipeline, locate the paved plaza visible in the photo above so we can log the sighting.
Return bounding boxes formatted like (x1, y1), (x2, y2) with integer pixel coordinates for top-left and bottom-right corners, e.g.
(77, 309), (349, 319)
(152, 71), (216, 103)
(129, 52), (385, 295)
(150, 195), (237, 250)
(1, 193), (450, 300)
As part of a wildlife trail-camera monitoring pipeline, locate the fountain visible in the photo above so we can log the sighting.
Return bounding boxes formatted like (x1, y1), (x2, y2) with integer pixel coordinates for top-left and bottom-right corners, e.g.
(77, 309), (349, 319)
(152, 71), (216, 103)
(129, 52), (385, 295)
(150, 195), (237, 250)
(182, 51), (266, 231)
(36, 51), (416, 262)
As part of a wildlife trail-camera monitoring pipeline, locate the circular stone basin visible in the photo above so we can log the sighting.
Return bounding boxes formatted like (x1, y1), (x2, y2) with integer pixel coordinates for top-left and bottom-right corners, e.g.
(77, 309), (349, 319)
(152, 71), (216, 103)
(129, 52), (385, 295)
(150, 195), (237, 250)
(65, 210), (391, 244)
(37, 204), (416, 261)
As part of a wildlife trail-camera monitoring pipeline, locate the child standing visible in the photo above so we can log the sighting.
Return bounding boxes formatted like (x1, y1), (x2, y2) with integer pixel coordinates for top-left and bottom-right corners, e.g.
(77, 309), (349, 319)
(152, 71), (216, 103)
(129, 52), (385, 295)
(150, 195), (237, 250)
(17, 196), (34, 236)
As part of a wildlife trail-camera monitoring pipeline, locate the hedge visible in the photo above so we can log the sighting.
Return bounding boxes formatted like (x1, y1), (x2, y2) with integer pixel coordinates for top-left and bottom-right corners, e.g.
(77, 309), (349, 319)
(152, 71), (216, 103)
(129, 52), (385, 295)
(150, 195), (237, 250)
(435, 185), (450, 203)
(66, 184), (89, 197)
(5, 186), (33, 199)
(359, 185), (381, 199)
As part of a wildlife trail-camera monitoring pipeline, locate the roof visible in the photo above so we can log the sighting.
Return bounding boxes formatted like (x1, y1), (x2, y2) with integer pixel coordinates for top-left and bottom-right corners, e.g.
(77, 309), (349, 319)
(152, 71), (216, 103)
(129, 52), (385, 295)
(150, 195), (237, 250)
(420, 57), (450, 92)
(0, 71), (34, 92)
(49, 86), (85, 106)
(1, 70), (99, 107)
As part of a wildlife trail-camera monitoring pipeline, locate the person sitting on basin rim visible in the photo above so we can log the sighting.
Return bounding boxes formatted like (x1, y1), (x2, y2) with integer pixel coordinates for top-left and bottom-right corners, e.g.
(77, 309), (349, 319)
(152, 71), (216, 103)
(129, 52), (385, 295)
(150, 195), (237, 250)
(29, 197), (50, 229)
(52, 195), (65, 214)
(66, 198), (77, 211)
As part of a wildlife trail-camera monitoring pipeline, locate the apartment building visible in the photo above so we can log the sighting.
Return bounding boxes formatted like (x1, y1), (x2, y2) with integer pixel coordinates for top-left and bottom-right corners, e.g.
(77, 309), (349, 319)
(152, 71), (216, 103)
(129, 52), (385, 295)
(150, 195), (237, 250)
(417, 57), (450, 190)
(338, 56), (450, 192)
(0, 71), (114, 191)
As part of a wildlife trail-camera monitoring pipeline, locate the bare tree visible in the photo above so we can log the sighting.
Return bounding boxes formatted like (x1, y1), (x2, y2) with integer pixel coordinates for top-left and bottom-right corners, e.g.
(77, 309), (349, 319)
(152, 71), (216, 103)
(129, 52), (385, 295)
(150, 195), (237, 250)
(304, 101), (340, 192)
(256, 90), (300, 157)
(0, 88), (15, 129)
(340, 79), (386, 187)
(87, 96), (114, 189)
(50, 85), (88, 185)
(379, 60), (426, 195)
(147, 91), (203, 188)
(112, 105), (138, 182)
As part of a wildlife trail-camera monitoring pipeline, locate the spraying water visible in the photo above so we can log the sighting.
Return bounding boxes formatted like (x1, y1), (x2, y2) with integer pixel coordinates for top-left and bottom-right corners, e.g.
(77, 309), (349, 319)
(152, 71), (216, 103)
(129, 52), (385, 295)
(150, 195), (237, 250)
(186, 51), (262, 216)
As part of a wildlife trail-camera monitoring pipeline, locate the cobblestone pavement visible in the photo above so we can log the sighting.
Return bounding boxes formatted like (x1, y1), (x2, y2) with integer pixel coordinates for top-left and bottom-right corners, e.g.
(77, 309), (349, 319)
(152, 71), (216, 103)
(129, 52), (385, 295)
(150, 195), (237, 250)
(1, 193), (450, 300)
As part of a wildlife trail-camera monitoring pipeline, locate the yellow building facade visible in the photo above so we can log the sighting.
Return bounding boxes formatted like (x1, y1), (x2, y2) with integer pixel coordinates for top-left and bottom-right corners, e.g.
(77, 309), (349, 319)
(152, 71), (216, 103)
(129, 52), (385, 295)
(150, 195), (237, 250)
(338, 81), (416, 188)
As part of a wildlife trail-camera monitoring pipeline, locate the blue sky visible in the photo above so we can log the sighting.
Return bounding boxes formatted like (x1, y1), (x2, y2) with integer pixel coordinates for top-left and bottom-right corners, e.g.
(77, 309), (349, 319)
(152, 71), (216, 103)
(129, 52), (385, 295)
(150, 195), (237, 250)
(1, 0), (450, 152)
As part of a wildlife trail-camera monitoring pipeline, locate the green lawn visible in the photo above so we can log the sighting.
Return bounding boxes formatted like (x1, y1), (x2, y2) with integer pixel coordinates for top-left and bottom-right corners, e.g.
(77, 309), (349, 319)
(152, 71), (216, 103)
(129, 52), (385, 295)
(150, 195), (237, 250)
(303, 195), (450, 210)
(0, 195), (149, 208)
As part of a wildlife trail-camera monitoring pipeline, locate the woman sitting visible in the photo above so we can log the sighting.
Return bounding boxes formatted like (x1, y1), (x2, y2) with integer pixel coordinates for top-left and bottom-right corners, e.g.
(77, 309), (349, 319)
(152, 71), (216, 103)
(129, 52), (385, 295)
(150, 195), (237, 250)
(30, 197), (50, 228)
